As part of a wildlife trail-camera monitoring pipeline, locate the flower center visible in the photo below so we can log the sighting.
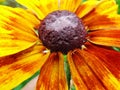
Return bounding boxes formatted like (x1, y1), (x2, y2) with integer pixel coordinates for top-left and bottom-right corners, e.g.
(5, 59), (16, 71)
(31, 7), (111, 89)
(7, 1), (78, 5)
(38, 10), (86, 54)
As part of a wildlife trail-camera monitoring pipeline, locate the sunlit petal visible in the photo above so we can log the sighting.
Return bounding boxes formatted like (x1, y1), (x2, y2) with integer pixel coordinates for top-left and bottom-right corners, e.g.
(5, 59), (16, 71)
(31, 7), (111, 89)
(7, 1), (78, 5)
(0, 5), (40, 57)
(0, 5), (40, 32)
(82, 0), (118, 30)
(0, 45), (50, 90)
(60, 0), (82, 12)
(76, 0), (100, 18)
(88, 30), (120, 47)
(16, 0), (58, 19)
(93, 0), (118, 15)
(36, 52), (68, 90)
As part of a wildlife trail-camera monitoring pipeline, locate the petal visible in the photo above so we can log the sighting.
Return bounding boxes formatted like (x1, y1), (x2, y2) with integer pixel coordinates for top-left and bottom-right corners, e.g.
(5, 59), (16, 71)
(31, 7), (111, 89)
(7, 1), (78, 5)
(0, 5), (40, 32)
(84, 0), (118, 17)
(36, 52), (68, 90)
(67, 51), (88, 90)
(67, 50), (105, 90)
(0, 45), (50, 90)
(77, 48), (120, 90)
(82, 0), (118, 30)
(88, 30), (120, 47)
(93, 0), (118, 15)
(60, 0), (82, 12)
(76, 0), (100, 18)
(85, 43), (120, 79)
(16, 0), (58, 20)
(84, 15), (120, 30)
(0, 6), (40, 57)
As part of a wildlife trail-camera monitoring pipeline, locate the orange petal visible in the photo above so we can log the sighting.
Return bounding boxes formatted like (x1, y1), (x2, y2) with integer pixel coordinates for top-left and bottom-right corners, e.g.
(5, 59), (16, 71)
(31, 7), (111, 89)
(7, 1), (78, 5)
(67, 51), (88, 90)
(84, 15), (120, 30)
(16, 0), (58, 19)
(85, 43), (120, 79)
(60, 0), (82, 12)
(0, 5), (40, 57)
(67, 50), (105, 90)
(77, 48), (120, 90)
(76, 0), (100, 18)
(36, 52), (68, 90)
(0, 45), (50, 90)
(88, 30), (120, 47)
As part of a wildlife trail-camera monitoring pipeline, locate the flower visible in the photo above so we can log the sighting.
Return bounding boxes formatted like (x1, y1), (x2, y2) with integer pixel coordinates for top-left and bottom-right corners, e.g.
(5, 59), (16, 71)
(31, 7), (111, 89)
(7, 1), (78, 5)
(0, 0), (120, 90)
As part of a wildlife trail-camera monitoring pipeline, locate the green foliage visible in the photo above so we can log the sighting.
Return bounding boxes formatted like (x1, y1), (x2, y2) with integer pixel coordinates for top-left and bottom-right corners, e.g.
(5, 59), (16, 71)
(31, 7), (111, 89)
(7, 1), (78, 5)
(116, 0), (120, 14)
(71, 85), (76, 90)
(113, 47), (120, 51)
(82, 0), (86, 2)
(0, 0), (23, 7)
(64, 55), (71, 89)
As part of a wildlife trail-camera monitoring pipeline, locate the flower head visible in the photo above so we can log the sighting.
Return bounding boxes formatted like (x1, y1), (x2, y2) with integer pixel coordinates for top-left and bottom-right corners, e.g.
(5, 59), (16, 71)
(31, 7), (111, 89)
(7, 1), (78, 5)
(0, 0), (120, 90)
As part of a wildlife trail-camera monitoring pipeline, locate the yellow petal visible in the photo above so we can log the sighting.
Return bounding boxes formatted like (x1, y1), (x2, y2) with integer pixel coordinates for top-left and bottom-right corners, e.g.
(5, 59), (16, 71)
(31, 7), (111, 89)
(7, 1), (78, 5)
(0, 5), (40, 32)
(16, 0), (58, 20)
(36, 52), (68, 90)
(76, 0), (100, 18)
(0, 45), (50, 90)
(0, 5), (40, 56)
(83, 0), (118, 27)
(60, 0), (82, 12)
(94, 0), (118, 15)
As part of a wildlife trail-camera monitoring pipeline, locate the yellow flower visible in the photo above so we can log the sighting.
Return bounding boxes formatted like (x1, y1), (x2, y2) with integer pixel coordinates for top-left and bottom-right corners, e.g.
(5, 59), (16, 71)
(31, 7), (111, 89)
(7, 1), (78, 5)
(0, 0), (120, 90)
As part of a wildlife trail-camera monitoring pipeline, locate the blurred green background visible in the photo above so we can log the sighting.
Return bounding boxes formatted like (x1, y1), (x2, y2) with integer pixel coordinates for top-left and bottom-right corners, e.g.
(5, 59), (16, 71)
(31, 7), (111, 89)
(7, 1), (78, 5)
(0, 0), (120, 90)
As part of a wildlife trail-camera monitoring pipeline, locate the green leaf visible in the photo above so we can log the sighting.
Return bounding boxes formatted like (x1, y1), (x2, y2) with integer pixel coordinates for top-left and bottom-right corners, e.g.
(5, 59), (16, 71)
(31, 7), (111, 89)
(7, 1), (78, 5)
(71, 85), (76, 90)
(64, 55), (71, 89)
(113, 47), (120, 52)
(116, 0), (120, 14)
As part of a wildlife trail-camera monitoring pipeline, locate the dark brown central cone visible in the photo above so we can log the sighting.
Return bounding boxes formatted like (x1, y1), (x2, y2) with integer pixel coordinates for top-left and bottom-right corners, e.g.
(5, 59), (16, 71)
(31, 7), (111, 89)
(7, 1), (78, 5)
(38, 10), (87, 54)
